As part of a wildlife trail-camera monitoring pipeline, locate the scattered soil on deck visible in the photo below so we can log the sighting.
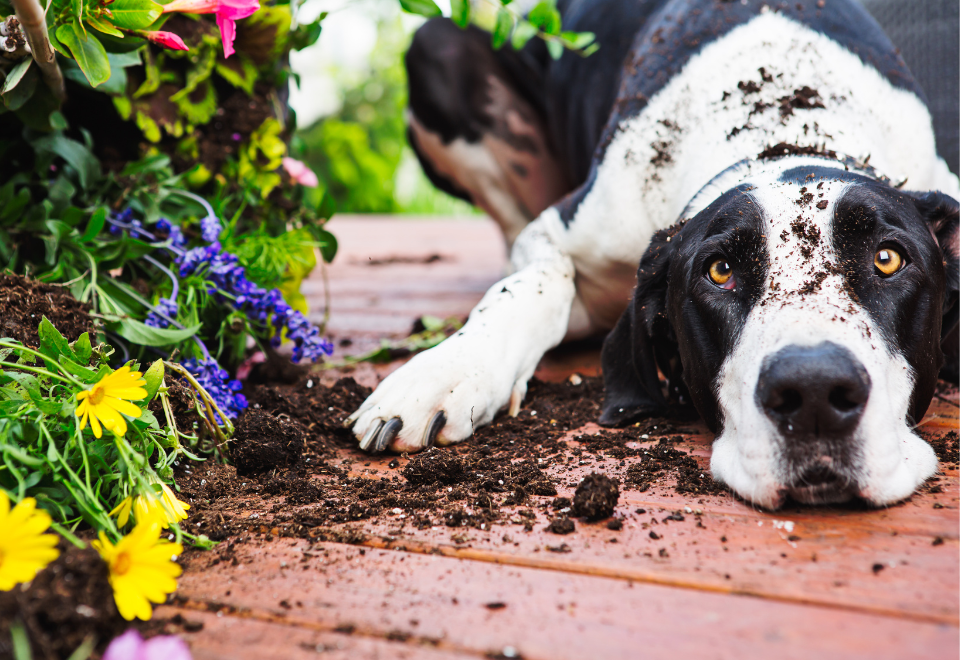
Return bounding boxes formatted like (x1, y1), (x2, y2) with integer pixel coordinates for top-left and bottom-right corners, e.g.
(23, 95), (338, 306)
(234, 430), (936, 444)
(0, 273), (95, 347)
(174, 375), (728, 547)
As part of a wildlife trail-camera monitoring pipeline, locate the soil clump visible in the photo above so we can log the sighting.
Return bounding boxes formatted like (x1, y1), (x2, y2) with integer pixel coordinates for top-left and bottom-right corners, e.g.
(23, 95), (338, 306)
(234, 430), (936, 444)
(571, 472), (620, 521)
(231, 409), (306, 475)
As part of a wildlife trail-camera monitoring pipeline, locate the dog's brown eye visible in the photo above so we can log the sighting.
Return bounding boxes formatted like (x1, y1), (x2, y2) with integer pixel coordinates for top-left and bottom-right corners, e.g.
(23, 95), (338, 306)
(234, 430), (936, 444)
(708, 259), (734, 287)
(874, 248), (903, 276)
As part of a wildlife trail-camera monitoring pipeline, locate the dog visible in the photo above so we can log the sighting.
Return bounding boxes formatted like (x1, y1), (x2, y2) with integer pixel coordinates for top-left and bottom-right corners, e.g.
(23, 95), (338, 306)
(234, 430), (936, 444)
(346, 0), (959, 509)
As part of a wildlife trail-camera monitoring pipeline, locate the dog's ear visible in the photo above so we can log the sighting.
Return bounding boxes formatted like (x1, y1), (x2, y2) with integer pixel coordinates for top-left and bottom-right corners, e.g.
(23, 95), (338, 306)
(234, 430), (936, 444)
(600, 225), (682, 425)
(913, 191), (959, 382)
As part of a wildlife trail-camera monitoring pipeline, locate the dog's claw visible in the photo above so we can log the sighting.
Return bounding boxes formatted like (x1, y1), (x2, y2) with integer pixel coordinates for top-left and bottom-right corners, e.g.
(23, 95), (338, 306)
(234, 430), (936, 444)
(424, 411), (446, 447)
(374, 417), (403, 453)
(359, 419), (385, 452)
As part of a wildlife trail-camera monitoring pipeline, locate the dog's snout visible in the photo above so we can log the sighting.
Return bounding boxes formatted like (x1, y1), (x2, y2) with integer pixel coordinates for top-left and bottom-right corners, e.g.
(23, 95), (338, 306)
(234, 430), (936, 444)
(757, 342), (871, 437)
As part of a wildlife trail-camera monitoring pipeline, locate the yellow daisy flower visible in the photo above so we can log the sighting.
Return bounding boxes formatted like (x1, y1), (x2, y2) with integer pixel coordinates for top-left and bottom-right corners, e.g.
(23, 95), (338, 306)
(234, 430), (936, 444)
(110, 483), (190, 529)
(76, 365), (148, 438)
(0, 491), (60, 591)
(92, 521), (183, 621)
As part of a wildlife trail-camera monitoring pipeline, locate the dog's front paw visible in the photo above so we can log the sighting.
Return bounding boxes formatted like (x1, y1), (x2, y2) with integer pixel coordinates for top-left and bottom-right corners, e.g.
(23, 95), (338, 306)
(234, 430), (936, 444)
(345, 337), (520, 454)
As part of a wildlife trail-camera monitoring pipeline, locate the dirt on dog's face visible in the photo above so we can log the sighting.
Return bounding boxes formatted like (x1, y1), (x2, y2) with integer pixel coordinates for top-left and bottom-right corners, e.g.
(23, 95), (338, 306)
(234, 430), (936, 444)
(601, 161), (959, 509)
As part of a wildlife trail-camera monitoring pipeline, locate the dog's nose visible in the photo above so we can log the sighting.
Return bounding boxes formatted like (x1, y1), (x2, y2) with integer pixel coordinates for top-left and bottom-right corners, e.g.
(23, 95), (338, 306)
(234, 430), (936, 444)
(757, 342), (871, 437)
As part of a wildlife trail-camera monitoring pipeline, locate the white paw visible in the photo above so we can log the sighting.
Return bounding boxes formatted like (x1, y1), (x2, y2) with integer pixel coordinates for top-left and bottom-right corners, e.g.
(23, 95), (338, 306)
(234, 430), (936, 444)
(345, 335), (528, 453)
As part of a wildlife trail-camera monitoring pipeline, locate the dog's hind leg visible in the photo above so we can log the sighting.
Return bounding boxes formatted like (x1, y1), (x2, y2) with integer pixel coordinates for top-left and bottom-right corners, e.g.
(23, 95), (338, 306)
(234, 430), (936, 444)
(347, 213), (576, 453)
(405, 18), (571, 246)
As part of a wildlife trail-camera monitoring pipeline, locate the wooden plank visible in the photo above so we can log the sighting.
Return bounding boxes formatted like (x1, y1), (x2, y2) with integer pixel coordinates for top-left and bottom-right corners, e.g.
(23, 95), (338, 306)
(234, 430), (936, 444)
(174, 540), (958, 660)
(154, 606), (475, 660)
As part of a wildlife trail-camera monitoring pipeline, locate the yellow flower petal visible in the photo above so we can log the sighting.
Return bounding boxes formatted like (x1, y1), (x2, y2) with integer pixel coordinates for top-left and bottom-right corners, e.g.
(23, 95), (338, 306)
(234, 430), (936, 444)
(103, 397), (143, 418)
(0, 496), (60, 591)
(89, 413), (103, 438)
(93, 521), (181, 620)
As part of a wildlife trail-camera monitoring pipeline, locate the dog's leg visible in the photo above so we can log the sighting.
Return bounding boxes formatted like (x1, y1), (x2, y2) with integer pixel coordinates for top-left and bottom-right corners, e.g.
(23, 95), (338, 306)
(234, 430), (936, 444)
(406, 18), (571, 247)
(347, 218), (575, 453)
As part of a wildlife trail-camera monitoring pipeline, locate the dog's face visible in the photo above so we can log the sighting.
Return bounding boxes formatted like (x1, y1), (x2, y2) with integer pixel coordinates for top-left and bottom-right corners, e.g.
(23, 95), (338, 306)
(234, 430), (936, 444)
(601, 162), (959, 508)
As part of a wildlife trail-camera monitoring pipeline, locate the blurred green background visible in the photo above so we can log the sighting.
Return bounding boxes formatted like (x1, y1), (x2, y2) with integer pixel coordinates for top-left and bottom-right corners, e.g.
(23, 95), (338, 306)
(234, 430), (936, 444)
(288, 3), (478, 214)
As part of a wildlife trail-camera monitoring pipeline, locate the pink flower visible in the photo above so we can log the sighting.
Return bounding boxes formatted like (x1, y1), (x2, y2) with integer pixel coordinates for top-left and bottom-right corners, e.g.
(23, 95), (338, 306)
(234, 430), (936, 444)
(282, 157), (319, 188)
(103, 630), (192, 660)
(161, 0), (260, 58)
(141, 30), (189, 51)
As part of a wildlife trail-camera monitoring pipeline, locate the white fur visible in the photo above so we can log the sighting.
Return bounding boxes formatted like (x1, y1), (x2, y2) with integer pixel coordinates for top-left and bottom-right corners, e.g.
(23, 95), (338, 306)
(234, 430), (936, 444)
(709, 166), (938, 508)
(351, 10), (958, 479)
(347, 219), (575, 451)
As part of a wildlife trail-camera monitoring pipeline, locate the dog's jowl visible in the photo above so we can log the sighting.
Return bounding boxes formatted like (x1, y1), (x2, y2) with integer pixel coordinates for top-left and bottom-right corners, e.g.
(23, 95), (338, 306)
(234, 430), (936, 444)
(349, 0), (959, 508)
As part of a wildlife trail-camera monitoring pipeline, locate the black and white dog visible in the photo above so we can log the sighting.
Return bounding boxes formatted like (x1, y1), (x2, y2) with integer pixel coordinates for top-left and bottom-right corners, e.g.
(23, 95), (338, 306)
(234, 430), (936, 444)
(347, 0), (959, 509)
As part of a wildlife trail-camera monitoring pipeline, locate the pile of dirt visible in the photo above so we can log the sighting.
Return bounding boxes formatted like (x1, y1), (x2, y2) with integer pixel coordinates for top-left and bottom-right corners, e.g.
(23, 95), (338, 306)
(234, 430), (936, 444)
(231, 409), (306, 475)
(0, 544), (125, 660)
(0, 273), (95, 347)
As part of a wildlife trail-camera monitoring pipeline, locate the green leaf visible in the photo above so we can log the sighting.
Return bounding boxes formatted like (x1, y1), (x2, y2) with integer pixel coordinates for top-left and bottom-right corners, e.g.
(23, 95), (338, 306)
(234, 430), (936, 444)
(107, 49), (143, 68)
(561, 30), (595, 49)
(491, 9), (513, 49)
(86, 14), (124, 38)
(49, 110), (69, 129)
(107, 0), (162, 30)
(58, 354), (98, 381)
(79, 206), (107, 242)
(135, 409), (160, 430)
(289, 14), (324, 51)
(511, 21), (537, 50)
(57, 23), (111, 87)
(546, 39), (563, 59)
(31, 134), (102, 190)
(1, 58), (32, 95)
(215, 56), (258, 95)
(316, 228), (337, 263)
(71, 332), (92, 364)
(142, 359), (164, 402)
(398, 0), (441, 17)
(39, 316), (76, 362)
(527, 2), (560, 35)
(2, 62), (37, 111)
(450, 0), (470, 27)
(113, 319), (202, 347)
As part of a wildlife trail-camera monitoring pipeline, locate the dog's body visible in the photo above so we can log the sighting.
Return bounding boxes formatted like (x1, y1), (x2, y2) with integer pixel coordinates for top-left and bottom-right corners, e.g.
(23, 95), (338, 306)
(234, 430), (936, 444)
(348, 0), (960, 508)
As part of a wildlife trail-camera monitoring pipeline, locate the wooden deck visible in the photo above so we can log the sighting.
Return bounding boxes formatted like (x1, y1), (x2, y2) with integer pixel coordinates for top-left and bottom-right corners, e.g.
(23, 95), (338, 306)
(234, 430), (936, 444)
(161, 216), (959, 659)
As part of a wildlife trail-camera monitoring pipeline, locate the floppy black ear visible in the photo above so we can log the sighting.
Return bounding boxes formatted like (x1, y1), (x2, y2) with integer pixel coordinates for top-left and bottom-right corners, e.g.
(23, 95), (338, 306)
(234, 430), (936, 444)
(599, 225), (683, 425)
(913, 191), (959, 382)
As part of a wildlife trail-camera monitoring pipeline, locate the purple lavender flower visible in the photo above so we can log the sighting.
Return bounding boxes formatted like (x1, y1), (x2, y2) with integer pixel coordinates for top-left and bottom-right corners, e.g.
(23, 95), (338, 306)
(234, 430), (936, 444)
(145, 297), (179, 328)
(178, 243), (221, 278)
(181, 357), (248, 421)
(175, 243), (333, 363)
(154, 218), (188, 250)
(200, 214), (222, 243)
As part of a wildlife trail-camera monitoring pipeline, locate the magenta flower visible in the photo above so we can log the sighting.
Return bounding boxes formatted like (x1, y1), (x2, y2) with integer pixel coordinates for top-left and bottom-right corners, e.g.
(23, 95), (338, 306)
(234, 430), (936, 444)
(103, 630), (192, 660)
(161, 0), (260, 58)
(140, 30), (189, 51)
(282, 157), (319, 188)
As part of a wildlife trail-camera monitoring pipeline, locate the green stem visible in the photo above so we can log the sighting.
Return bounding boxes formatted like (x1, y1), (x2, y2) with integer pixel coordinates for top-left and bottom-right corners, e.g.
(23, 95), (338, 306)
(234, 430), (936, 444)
(0, 360), (82, 387)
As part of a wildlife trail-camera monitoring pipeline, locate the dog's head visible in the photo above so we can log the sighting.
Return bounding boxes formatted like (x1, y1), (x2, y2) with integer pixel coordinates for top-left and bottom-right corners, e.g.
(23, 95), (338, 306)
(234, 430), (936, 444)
(601, 161), (958, 508)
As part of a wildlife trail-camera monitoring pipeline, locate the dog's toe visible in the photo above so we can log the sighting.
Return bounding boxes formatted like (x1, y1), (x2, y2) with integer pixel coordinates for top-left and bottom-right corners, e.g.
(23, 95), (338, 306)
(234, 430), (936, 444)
(374, 417), (403, 453)
(424, 411), (446, 448)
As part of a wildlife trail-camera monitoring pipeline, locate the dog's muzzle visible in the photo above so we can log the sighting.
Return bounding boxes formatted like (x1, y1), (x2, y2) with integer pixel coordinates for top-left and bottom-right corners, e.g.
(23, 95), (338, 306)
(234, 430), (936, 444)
(756, 342), (872, 502)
